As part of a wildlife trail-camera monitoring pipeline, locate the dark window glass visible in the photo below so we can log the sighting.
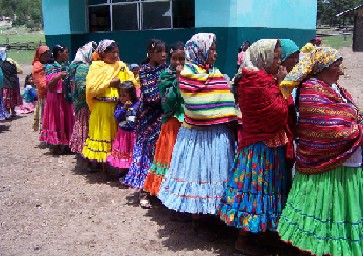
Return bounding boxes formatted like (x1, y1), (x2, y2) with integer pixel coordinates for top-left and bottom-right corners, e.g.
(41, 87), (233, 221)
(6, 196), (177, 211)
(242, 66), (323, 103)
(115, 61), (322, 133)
(172, 0), (194, 28)
(112, 4), (139, 30)
(142, 1), (171, 29)
(112, 0), (138, 2)
(88, 0), (108, 5)
(89, 6), (111, 32)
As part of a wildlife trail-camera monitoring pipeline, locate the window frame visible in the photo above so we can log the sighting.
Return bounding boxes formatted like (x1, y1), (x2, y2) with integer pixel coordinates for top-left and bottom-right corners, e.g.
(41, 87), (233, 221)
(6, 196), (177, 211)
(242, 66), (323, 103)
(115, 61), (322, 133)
(87, 0), (174, 32)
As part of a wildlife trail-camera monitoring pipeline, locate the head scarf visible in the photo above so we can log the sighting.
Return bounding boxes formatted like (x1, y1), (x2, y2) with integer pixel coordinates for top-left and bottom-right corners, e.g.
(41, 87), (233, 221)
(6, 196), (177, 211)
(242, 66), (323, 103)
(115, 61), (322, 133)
(0, 47), (7, 61)
(184, 33), (216, 66)
(72, 41), (95, 64)
(129, 63), (139, 70)
(32, 45), (50, 65)
(241, 39), (279, 71)
(280, 47), (342, 98)
(280, 39), (299, 62)
(96, 39), (115, 54)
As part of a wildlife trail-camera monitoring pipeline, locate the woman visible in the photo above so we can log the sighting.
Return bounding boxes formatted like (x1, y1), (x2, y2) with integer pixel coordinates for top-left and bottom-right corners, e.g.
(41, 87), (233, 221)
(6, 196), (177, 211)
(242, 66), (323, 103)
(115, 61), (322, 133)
(40, 45), (74, 153)
(277, 47), (363, 256)
(69, 42), (95, 156)
(82, 39), (134, 164)
(32, 45), (51, 132)
(218, 39), (294, 255)
(0, 47), (23, 117)
(158, 33), (237, 234)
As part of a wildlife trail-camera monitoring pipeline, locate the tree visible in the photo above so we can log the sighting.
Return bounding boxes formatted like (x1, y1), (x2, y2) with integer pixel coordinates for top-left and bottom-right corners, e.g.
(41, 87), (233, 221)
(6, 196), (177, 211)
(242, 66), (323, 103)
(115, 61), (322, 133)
(318, 0), (362, 26)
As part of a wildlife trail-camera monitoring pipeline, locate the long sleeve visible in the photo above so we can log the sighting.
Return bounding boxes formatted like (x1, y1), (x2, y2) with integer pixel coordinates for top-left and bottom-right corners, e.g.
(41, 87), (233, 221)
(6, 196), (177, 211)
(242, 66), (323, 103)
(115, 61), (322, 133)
(114, 103), (127, 123)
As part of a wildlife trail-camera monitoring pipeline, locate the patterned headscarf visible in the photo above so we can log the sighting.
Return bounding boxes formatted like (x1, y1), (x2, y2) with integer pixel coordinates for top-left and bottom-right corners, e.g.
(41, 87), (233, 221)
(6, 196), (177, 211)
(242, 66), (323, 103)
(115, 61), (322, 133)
(184, 33), (216, 66)
(72, 41), (95, 64)
(280, 47), (342, 98)
(0, 47), (7, 61)
(96, 39), (116, 54)
(280, 39), (299, 62)
(241, 39), (279, 71)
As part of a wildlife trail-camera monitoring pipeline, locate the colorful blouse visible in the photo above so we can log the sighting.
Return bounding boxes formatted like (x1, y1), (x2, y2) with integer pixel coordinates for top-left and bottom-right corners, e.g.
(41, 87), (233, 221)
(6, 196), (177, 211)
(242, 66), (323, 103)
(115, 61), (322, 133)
(69, 63), (90, 114)
(114, 100), (140, 132)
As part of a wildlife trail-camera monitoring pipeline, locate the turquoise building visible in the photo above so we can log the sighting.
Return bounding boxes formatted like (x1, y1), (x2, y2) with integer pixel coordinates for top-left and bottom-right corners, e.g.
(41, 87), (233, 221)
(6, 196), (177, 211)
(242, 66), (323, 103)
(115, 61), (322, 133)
(42, 0), (317, 76)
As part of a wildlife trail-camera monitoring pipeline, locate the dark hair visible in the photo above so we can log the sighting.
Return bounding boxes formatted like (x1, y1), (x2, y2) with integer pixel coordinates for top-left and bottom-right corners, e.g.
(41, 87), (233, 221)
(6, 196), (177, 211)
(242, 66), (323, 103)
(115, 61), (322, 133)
(52, 44), (67, 59)
(24, 74), (33, 88)
(119, 80), (138, 104)
(104, 41), (119, 53)
(169, 41), (184, 57)
(141, 39), (168, 64)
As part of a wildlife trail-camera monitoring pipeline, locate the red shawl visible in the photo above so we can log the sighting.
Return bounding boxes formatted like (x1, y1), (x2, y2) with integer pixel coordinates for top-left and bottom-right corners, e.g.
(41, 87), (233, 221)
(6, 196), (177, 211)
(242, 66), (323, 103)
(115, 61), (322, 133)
(238, 69), (295, 161)
(297, 78), (363, 174)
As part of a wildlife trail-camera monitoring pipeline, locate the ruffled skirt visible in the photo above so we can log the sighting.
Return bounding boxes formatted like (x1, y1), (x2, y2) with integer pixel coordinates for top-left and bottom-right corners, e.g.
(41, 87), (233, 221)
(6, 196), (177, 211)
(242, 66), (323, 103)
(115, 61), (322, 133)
(277, 167), (363, 256)
(2, 88), (22, 109)
(218, 142), (291, 232)
(158, 124), (235, 214)
(0, 94), (10, 121)
(69, 107), (90, 154)
(143, 117), (181, 195)
(40, 93), (75, 145)
(106, 128), (136, 168)
(82, 101), (117, 162)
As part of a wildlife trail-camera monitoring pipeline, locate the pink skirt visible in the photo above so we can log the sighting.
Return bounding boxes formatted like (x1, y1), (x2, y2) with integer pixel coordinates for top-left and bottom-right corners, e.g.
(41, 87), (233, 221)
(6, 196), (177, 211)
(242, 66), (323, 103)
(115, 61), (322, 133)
(17, 101), (36, 114)
(40, 92), (75, 145)
(69, 108), (90, 154)
(2, 88), (22, 109)
(107, 128), (136, 168)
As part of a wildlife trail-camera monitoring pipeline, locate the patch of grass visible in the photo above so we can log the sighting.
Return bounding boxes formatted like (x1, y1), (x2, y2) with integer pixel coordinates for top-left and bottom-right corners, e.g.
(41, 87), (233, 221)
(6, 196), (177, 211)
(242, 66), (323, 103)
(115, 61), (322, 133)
(321, 35), (353, 49)
(0, 33), (46, 65)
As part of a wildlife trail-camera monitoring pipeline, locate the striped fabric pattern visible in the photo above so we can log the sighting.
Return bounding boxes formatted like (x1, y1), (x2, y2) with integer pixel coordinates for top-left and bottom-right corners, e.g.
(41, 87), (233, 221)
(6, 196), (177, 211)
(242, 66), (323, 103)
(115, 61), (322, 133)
(178, 63), (237, 126)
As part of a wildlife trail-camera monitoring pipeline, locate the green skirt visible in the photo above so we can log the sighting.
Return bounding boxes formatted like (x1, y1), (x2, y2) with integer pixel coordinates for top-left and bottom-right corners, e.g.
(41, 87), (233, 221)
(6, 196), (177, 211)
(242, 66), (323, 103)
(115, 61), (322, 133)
(277, 166), (363, 256)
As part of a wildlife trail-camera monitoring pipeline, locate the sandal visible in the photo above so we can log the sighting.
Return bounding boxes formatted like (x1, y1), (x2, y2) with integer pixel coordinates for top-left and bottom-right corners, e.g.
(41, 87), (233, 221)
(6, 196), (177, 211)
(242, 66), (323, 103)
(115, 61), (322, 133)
(139, 198), (152, 209)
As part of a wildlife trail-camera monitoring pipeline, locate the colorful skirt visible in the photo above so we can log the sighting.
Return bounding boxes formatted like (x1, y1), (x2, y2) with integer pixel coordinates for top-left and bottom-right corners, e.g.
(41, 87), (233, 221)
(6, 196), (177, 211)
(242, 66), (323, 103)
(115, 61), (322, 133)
(158, 124), (235, 214)
(33, 99), (46, 132)
(40, 93), (75, 145)
(277, 167), (363, 256)
(82, 101), (117, 163)
(0, 94), (10, 121)
(106, 128), (136, 168)
(17, 101), (36, 114)
(218, 142), (291, 233)
(2, 88), (22, 109)
(69, 107), (90, 154)
(143, 117), (181, 195)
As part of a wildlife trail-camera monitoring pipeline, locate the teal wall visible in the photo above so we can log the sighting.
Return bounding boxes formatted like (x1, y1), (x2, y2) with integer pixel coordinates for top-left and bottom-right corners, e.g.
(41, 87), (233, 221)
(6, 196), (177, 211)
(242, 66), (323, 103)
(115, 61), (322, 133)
(42, 0), (316, 76)
(45, 27), (315, 77)
(195, 0), (317, 30)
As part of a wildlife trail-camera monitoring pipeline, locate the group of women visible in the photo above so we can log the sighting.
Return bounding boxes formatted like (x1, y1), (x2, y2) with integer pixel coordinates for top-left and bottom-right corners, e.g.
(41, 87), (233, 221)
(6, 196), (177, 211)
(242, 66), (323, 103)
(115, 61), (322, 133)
(22, 32), (363, 256)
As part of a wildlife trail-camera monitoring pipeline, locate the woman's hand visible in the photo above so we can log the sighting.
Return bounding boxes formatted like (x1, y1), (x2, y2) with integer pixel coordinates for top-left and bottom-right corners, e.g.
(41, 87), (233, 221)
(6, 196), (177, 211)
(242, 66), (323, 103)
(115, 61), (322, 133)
(110, 78), (120, 88)
(276, 66), (287, 85)
(124, 100), (132, 108)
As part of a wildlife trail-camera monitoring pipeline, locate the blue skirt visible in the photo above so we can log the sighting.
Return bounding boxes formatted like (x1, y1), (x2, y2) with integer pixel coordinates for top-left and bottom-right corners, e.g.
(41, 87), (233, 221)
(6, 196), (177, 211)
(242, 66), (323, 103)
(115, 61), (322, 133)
(158, 124), (235, 214)
(218, 142), (291, 232)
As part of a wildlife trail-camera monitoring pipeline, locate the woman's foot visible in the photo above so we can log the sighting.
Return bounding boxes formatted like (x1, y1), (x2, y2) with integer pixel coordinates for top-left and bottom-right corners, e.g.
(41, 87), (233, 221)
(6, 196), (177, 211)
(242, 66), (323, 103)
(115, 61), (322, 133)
(139, 191), (151, 209)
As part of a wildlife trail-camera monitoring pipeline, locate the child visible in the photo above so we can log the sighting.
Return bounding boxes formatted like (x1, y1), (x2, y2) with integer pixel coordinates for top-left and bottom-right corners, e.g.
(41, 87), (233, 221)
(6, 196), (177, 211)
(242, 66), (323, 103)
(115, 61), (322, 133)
(143, 42), (185, 196)
(107, 81), (140, 181)
(18, 74), (37, 114)
(129, 63), (140, 96)
(123, 39), (168, 208)
(82, 39), (135, 165)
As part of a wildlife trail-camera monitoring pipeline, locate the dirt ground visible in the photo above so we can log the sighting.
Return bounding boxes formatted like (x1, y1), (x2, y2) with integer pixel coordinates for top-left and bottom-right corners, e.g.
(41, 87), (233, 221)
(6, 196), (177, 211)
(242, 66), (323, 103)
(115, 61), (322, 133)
(1, 47), (362, 256)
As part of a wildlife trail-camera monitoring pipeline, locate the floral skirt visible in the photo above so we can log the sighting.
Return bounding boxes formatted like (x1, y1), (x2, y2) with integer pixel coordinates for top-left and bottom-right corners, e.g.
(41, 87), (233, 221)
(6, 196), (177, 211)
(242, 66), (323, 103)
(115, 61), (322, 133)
(143, 117), (181, 195)
(82, 101), (117, 163)
(106, 128), (136, 168)
(277, 167), (363, 256)
(69, 108), (90, 154)
(2, 88), (22, 109)
(218, 142), (291, 233)
(0, 94), (10, 121)
(158, 124), (235, 214)
(40, 93), (75, 145)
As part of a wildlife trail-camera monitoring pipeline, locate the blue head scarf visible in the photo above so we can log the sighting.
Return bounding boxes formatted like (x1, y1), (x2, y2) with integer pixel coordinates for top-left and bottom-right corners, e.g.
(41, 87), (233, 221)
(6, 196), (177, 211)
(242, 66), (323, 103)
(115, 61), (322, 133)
(281, 39), (299, 61)
(0, 47), (7, 61)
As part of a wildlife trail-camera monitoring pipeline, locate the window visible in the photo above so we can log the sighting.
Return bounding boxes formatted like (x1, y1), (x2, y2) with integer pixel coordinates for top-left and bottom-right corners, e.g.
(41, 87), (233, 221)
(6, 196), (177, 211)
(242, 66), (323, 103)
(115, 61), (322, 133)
(88, 0), (194, 32)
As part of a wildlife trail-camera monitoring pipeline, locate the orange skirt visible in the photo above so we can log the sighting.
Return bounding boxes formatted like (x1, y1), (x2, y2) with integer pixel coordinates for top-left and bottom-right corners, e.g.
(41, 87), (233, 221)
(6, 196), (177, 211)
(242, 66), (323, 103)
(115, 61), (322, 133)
(143, 117), (181, 195)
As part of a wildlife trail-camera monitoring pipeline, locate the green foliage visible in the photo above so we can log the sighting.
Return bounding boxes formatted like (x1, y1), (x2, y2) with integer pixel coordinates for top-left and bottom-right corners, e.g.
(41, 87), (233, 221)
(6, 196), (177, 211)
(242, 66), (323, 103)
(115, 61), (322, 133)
(318, 0), (363, 26)
(0, 0), (42, 29)
(322, 35), (353, 49)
